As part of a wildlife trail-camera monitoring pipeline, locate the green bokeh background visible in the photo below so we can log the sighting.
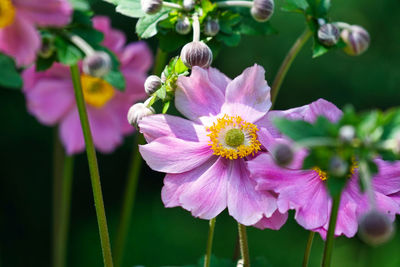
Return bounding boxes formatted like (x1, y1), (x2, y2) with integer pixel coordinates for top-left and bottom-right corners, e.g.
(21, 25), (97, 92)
(1, 0), (400, 266)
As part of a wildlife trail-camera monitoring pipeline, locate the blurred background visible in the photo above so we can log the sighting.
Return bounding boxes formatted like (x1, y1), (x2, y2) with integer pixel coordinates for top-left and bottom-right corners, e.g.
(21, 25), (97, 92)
(1, 0), (400, 266)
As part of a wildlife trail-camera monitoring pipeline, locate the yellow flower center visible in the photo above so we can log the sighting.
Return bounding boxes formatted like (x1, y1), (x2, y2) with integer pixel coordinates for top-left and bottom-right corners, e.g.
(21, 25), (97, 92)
(81, 75), (115, 108)
(313, 158), (358, 181)
(0, 0), (16, 29)
(207, 115), (261, 160)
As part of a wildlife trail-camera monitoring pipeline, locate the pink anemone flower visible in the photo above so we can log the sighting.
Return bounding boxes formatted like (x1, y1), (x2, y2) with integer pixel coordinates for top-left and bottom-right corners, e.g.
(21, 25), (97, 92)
(0, 0), (72, 66)
(22, 16), (153, 154)
(138, 64), (289, 228)
(247, 101), (400, 238)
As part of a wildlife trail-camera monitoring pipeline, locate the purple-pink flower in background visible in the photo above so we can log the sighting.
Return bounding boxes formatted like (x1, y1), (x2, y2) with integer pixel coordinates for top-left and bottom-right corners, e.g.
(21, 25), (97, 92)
(138, 64), (287, 229)
(247, 101), (400, 238)
(0, 0), (72, 66)
(22, 16), (153, 154)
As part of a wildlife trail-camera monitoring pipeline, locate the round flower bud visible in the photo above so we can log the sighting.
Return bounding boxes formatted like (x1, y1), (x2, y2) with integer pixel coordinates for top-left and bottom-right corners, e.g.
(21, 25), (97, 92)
(183, 0), (195, 11)
(359, 210), (394, 246)
(341, 25), (370, 56)
(141, 0), (162, 14)
(339, 125), (356, 143)
(175, 17), (191, 35)
(180, 41), (213, 69)
(318, 23), (340, 46)
(144, 75), (162, 95)
(272, 143), (294, 167)
(204, 19), (220, 37)
(251, 0), (274, 22)
(127, 103), (155, 127)
(328, 156), (348, 177)
(82, 51), (112, 77)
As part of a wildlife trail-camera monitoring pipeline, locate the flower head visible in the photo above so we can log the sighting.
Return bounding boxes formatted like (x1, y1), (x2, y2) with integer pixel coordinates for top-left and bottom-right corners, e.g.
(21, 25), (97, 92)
(0, 0), (73, 66)
(22, 16), (153, 154)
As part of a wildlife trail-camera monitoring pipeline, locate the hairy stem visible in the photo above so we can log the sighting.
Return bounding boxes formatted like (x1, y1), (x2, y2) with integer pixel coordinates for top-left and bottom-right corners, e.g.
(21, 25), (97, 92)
(321, 194), (341, 267)
(68, 34), (95, 56)
(302, 231), (315, 267)
(192, 14), (200, 42)
(238, 223), (250, 267)
(204, 218), (217, 267)
(70, 64), (114, 267)
(216, 1), (253, 8)
(163, 2), (182, 9)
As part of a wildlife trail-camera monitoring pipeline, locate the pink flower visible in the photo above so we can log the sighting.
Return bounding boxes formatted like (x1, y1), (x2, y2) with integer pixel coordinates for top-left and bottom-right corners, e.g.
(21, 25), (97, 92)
(138, 64), (287, 228)
(247, 101), (400, 238)
(22, 16), (153, 154)
(0, 0), (72, 66)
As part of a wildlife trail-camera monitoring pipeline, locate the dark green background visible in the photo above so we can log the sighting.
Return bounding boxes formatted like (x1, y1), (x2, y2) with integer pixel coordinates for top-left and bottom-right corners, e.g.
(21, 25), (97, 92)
(1, 0), (400, 266)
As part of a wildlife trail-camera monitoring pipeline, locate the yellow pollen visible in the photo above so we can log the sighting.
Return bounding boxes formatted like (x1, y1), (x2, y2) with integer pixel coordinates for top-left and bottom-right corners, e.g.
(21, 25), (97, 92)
(207, 115), (261, 160)
(313, 167), (328, 181)
(313, 158), (358, 181)
(81, 75), (115, 108)
(0, 0), (16, 29)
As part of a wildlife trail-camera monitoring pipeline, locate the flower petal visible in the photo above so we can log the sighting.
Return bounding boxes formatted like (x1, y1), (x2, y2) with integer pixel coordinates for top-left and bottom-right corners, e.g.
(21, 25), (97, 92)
(59, 108), (85, 155)
(253, 210), (288, 230)
(93, 16), (126, 53)
(120, 42), (153, 73)
(372, 159), (400, 195)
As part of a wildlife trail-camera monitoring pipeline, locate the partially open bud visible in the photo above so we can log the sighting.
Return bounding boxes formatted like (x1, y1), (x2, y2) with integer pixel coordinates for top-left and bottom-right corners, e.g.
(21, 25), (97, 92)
(39, 36), (55, 58)
(272, 143), (294, 167)
(358, 210), (394, 246)
(318, 23), (340, 46)
(141, 0), (162, 14)
(127, 103), (155, 127)
(204, 19), (220, 37)
(180, 41), (213, 68)
(82, 51), (112, 77)
(183, 0), (195, 11)
(144, 75), (162, 95)
(175, 17), (191, 35)
(328, 156), (348, 177)
(251, 0), (274, 22)
(341, 25), (370, 56)
(339, 125), (356, 143)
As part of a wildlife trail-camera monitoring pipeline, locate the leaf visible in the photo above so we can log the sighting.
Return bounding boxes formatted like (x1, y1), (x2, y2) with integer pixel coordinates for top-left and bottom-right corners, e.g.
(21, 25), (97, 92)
(69, 0), (91, 11)
(174, 58), (188, 74)
(156, 85), (167, 99)
(136, 10), (170, 39)
(306, 0), (331, 17)
(281, 0), (309, 13)
(219, 11), (241, 34)
(216, 32), (241, 47)
(239, 19), (276, 36)
(104, 70), (126, 91)
(312, 40), (330, 58)
(54, 37), (83, 65)
(162, 101), (170, 114)
(36, 54), (57, 71)
(274, 117), (327, 141)
(116, 0), (145, 18)
(0, 54), (22, 89)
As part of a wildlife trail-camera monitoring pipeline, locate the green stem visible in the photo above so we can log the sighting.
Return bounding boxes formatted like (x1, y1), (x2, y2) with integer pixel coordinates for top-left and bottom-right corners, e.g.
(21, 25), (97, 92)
(70, 64), (114, 267)
(204, 218), (216, 267)
(153, 47), (168, 76)
(53, 155), (74, 267)
(238, 223), (250, 267)
(302, 231), (315, 267)
(321, 194), (341, 267)
(271, 29), (312, 106)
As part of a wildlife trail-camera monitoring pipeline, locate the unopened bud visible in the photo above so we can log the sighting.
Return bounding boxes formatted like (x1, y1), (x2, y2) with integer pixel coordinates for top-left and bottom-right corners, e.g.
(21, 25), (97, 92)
(329, 156), (348, 177)
(175, 17), (191, 35)
(339, 125), (356, 143)
(318, 23), (340, 46)
(180, 41), (213, 69)
(82, 51), (112, 77)
(251, 0), (274, 22)
(183, 0), (195, 11)
(39, 36), (55, 58)
(359, 210), (394, 246)
(127, 103), (155, 127)
(204, 19), (220, 37)
(272, 143), (294, 167)
(141, 0), (162, 14)
(341, 25), (370, 56)
(144, 75), (162, 95)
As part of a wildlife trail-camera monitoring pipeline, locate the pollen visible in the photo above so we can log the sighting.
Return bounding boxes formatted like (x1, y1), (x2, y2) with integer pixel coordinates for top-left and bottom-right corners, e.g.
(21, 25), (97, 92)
(207, 115), (261, 160)
(0, 0), (16, 29)
(313, 158), (358, 181)
(81, 75), (115, 108)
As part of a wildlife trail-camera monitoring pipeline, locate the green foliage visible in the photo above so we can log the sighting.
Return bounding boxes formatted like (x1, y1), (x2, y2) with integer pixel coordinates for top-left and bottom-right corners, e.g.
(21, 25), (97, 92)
(136, 10), (171, 39)
(116, 0), (145, 18)
(0, 54), (22, 89)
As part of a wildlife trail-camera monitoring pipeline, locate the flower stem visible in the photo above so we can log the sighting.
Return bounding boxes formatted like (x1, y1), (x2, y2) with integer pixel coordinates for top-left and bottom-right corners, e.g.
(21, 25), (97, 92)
(204, 218), (216, 267)
(321, 193), (341, 267)
(192, 14), (200, 42)
(216, 1), (253, 8)
(163, 2), (182, 9)
(70, 64), (114, 267)
(271, 29), (312, 106)
(238, 223), (250, 267)
(302, 231), (315, 267)
(113, 134), (145, 267)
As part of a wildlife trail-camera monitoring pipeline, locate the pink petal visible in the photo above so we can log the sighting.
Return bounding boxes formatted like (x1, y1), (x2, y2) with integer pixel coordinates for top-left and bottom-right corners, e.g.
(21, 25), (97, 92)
(93, 16), (126, 53)
(178, 157), (229, 219)
(59, 108), (85, 155)
(372, 159), (400, 195)
(221, 65), (271, 123)
(119, 42), (153, 73)
(139, 136), (213, 173)
(139, 114), (209, 143)
(120, 69), (147, 99)
(227, 159), (277, 225)
(253, 210), (288, 230)
(0, 15), (40, 66)
(176, 67), (230, 124)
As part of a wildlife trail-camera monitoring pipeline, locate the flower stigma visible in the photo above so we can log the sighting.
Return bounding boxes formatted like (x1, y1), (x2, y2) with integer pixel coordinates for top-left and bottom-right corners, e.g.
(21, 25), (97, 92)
(0, 0), (16, 29)
(81, 74), (115, 108)
(207, 115), (261, 160)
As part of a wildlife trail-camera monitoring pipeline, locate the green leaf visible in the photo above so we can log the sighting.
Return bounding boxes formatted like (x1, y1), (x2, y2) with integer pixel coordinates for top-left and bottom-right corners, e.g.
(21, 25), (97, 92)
(69, 0), (91, 11)
(156, 85), (167, 100)
(216, 32), (241, 47)
(36, 54), (57, 71)
(281, 0), (309, 13)
(306, 0), (331, 17)
(116, 0), (145, 18)
(136, 10), (170, 39)
(162, 101), (170, 114)
(0, 54), (22, 89)
(219, 11), (241, 35)
(312, 40), (330, 58)
(239, 19), (276, 36)
(54, 37), (84, 65)
(326, 175), (347, 197)
(174, 58), (188, 74)
(274, 117), (327, 141)
(104, 70), (126, 91)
